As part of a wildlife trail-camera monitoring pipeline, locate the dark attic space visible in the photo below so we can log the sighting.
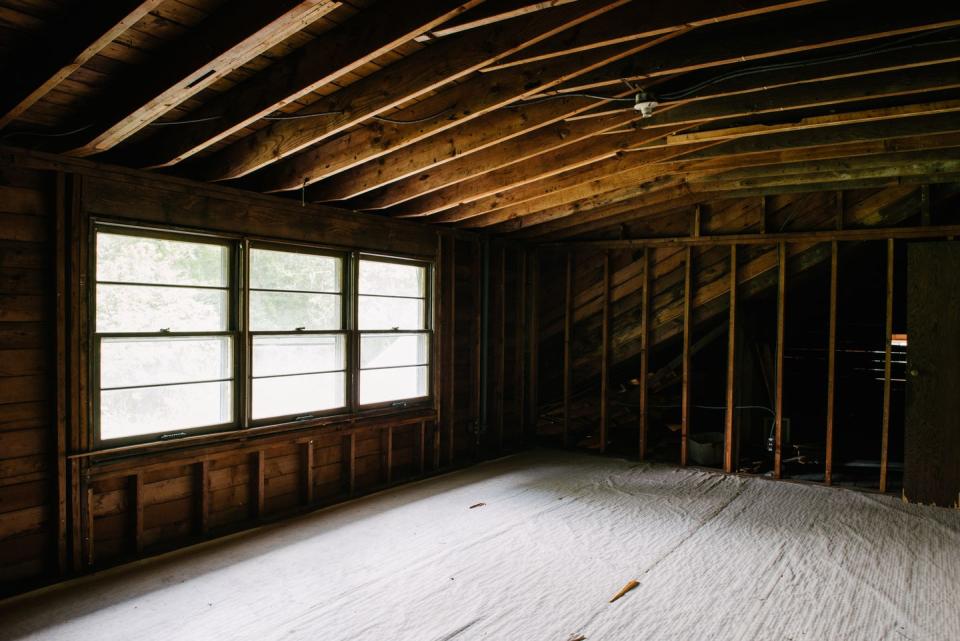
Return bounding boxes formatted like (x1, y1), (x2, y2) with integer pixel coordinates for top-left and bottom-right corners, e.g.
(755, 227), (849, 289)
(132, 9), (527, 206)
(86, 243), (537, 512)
(1, 1), (959, 640)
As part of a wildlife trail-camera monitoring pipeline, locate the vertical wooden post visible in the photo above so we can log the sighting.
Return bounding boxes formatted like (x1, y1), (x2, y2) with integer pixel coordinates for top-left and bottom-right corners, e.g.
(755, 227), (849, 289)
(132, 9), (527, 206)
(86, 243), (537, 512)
(54, 172), (68, 574)
(516, 249), (526, 448)
(692, 204), (702, 237)
(474, 240), (482, 456)
(563, 251), (573, 448)
(252, 450), (265, 518)
(513, 248), (527, 447)
(774, 242), (787, 479)
(433, 233), (443, 467)
(133, 472), (144, 554)
(880, 238), (894, 493)
(497, 245), (506, 453)
(760, 196), (768, 234)
(528, 252), (540, 438)
(85, 485), (94, 568)
(447, 239), (457, 466)
(418, 421), (426, 476)
(345, 433), (356, 496)
(639, 248), (650, 461)
(920, 185), (931, 226)
(600, 251), (611, 454)
(825, 242), (838, 486)
(70, 462), (83, 572)
(681, 246), (692, 466)
(196, 460), (210, 534)
(385, 426), (394, 485)
(302, 441), (315, 505)
(724, 245), (738, 474)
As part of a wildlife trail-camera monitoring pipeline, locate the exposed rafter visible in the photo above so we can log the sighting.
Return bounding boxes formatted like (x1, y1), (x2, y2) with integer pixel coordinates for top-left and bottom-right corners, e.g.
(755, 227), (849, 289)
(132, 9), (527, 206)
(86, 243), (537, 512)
(0, 0), (165, 131)
(64, 0), (342, 157)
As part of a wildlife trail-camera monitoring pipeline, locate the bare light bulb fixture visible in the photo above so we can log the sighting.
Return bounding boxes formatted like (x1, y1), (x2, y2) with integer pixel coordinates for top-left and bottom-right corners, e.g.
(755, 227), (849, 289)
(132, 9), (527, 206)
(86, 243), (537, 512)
(633, 91), (659, 118)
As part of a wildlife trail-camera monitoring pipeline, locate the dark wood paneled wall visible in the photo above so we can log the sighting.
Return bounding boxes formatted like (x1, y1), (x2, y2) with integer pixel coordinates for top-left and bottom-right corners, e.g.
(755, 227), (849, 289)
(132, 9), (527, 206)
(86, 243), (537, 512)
(0, 148), (528, 596)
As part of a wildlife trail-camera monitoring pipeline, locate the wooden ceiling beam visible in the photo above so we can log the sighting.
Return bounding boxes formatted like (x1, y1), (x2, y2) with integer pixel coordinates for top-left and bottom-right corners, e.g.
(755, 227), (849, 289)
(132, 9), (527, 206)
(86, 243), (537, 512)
(642, 63), (960, 131)
(412, 70), (960, 223)
(418, 128), (697, 222)
(508, 185), (704, 238)
(453, 142), (721, 226)
(63, 0), (341, 157)
(309, 95), (628, 204)
(551, 0), (960, 95)
(199, 0), (629, 181)
(401, 94), (960, 222)
(493, 140), (960, 237)
(687, 152), (960, 192)
(243, 30), (673, 192)
(414, 0), (580, 41)
(0, 0), (165, 130)
(446, 126), (960, 228)
(481, 0), (824, 72)
(126, 0), (487, 168)
(508, 149), (960, 241)
(313, 18), (960, 209)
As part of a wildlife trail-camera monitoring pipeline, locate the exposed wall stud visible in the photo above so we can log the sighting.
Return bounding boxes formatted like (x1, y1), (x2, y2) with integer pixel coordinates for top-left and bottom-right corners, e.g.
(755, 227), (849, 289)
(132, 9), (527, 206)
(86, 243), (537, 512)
(600, 251), (611, 454)
(563, 251), (573, 448)
(774, 242), (787, 479)
(639, 247), (651, 461)
(724, 245), (738, 474)
(825, 242), (839, 485)
(880, 238), (895, 493)
(681, 246), (693, 466)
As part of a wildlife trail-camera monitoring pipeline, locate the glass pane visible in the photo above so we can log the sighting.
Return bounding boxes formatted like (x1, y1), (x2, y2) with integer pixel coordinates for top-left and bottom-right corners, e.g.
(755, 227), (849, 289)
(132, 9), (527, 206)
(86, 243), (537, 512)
(97, 232), (228, 287)
(360, 333), (428, 369)
(253, 335), (345, 377)
(249, 292), (341, 331)
(96, 284), (229, 332)
(100, 381), (232, 440)
(360, 366), (428, 404)
(250, 248), (341, 293)
(358, 295), (425, 330)
(101, 336), (232, 388)
(252, 372), (346, 420)
(359, 260), (425, 297)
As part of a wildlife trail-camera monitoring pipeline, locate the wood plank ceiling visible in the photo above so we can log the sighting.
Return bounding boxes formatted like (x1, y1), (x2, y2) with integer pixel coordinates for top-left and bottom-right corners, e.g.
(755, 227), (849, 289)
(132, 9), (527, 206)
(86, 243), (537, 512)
(2, 0), (959, 241)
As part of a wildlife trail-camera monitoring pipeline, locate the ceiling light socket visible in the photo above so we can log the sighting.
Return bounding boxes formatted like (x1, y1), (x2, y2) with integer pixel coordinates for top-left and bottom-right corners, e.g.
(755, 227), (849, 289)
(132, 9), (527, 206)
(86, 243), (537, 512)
(633, 92), (659, 118)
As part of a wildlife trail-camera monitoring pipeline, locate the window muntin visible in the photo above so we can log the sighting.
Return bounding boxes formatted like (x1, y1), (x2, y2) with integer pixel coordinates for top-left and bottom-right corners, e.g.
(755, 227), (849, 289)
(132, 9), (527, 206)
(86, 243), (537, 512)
(249, 245), (347, 421)
(94, 229), (236, 442)
(358, 258), (430, 405)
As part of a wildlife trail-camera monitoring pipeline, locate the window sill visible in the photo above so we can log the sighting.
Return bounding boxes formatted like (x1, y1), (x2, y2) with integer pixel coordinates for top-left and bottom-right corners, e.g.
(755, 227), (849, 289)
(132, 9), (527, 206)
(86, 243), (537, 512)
(71, 405), (437, 472)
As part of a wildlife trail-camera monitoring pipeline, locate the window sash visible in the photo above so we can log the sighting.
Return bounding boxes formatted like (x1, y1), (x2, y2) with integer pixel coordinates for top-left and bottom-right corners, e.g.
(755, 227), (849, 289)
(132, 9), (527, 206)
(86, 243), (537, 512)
(92, 225), (434, 448)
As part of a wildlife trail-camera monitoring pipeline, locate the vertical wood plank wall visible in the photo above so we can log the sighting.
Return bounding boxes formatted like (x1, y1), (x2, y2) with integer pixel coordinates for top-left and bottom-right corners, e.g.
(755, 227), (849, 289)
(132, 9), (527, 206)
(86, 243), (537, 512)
(0, 165), (55, 586)
(0, 152), (525, 597)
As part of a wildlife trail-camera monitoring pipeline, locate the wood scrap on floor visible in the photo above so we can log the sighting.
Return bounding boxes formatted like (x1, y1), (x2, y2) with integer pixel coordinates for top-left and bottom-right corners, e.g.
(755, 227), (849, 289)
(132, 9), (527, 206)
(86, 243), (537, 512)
(609, 579), (639, 603)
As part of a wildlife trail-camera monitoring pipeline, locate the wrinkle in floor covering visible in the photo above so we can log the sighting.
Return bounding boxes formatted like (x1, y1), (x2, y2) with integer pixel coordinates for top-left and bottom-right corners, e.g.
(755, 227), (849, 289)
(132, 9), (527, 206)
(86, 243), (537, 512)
(1, 450), (958, 641)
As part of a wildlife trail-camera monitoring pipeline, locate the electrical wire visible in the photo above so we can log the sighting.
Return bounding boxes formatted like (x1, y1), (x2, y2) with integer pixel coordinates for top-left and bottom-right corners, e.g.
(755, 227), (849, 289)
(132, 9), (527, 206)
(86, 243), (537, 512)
(5, 28), (956, 142)
(371, 108), (455, 124)
(658, 29), (960, 101)
(0, 123), (92, 141)
(505, 92), (635, 109)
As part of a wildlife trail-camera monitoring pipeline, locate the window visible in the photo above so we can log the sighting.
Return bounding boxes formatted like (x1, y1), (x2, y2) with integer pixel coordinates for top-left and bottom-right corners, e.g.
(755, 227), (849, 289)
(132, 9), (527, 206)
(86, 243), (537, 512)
(358, 257), (430, 405)
(249, 246), (346, 420)
(94, 230), (236, 442)
(93, 225), (432, 446)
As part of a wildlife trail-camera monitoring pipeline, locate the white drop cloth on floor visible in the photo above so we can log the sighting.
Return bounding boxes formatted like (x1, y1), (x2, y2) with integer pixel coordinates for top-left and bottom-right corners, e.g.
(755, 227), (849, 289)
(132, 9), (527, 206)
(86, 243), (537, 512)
(2, 450), (958, 641)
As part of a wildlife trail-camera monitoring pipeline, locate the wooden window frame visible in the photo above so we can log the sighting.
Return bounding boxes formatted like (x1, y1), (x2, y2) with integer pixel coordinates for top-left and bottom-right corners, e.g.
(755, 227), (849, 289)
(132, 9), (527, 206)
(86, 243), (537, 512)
(356, 253), (434, 411)
(88, 220), (435, 451)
